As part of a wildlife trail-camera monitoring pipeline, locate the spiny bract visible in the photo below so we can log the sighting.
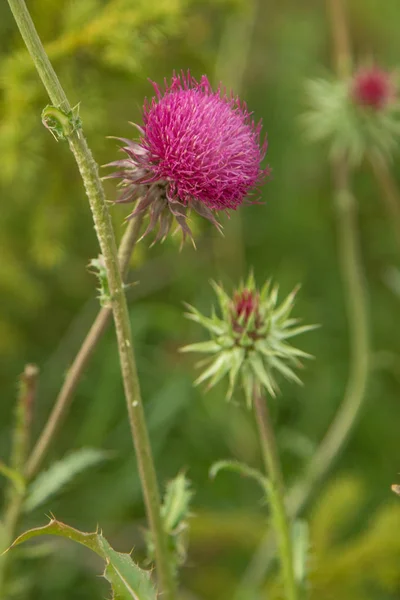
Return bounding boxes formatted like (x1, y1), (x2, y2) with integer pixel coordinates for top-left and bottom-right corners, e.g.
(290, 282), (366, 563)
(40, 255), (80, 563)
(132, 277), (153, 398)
(181, 273), (316, 407)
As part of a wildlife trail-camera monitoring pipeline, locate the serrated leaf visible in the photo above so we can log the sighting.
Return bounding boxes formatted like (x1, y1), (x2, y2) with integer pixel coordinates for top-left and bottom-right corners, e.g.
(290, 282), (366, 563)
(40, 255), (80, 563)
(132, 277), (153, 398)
(6, 519), (156, 600)
(25, 448), (110, 512)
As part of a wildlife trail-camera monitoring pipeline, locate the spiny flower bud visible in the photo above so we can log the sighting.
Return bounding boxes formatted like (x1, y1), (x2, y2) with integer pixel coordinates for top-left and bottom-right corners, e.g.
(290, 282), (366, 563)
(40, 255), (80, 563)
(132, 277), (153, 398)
(105, 70), (269, 245)
(181, 273), (316, 407)
(351, 67), (394, 111)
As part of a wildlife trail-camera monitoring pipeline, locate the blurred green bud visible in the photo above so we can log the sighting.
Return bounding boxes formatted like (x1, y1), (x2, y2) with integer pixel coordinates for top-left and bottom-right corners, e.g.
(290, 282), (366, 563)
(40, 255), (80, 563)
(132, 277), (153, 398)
(302, 66), (400, 165)
(181, 274), (316, 407)
(145, 473), (193, 576)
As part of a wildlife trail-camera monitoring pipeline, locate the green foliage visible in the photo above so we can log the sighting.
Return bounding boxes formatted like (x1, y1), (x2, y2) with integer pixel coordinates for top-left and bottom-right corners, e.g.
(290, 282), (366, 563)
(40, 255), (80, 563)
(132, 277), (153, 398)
(7, 519), (157, 599)
(24, 448), (110, 512)
(266, 477), (400, 600)
(146, 473), (193, 576)
(309, 477), (400, 599)
(2, 0), (400, 598)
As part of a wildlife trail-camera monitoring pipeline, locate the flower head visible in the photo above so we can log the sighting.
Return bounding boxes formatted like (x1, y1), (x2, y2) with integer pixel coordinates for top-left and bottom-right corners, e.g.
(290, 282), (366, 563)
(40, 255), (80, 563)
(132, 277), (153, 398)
(303, 66), (400, 165)
(181, 273), (316, 407)
(351, 67), (394, 110)
(105, 71), (268, 244)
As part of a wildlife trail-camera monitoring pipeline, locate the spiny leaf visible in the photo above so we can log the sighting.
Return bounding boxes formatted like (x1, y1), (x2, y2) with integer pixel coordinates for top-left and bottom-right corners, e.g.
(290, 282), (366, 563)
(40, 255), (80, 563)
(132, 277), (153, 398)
(25, 448), (110, 512)
(6, 519), (156, 600)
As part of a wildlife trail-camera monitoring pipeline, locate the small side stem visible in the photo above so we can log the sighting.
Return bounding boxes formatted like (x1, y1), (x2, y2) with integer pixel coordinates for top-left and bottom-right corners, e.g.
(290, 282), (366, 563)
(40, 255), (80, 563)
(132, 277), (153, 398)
(253, 392), (298, 600)
(26, 213), (144, 480)
(12, 365), (39, 474)
(6, 1), (175, 596)
(0, 366), (39, 593)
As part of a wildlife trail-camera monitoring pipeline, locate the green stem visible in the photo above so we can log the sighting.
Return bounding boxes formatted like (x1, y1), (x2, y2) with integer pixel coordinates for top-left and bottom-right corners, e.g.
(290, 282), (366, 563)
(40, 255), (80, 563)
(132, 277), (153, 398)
(235, 2), (368, 594)
(286, 0), (367, 516)
(6, 2), (175, 597)
(253, 392), (298, 600)
(287, 164), (369, 516)
(0, 365), (39, 594)
(25, 213), (144, 480)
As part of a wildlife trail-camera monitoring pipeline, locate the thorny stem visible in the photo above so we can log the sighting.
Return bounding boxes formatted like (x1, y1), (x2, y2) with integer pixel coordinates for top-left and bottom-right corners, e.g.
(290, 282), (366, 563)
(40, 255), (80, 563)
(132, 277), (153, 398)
(0, 366), (39, 594)
(6, 1), (175, 597)
(253, 392), (298, 600)
(26, 213), (144, 480)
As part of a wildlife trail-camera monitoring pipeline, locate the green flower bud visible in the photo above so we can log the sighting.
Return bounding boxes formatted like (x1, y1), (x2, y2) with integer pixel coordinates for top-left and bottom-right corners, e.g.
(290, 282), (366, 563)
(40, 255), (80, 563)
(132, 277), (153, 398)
(181, 274), (316, 407)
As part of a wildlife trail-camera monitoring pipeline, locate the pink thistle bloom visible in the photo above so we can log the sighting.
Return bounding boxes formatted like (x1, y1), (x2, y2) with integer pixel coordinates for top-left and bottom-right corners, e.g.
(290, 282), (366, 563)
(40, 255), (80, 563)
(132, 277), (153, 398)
(105, 71), (268, 244)
(351, 67), (395, 110)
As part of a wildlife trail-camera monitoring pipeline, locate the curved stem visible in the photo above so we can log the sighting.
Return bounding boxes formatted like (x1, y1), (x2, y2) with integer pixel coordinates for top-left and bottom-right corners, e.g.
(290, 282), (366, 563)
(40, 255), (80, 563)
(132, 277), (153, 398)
(6, 1), (175, 597)
(26, 214), (144, 480)
(287, 165), (369, 516)
(236, 1), (369, 593)
(253, 392), (298, 600)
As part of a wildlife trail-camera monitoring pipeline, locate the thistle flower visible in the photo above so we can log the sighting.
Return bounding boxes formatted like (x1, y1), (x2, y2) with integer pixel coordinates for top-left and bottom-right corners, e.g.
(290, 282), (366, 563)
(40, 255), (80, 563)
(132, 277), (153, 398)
(351, 67), (394, 111)
(303, 66), (400, 165)
(181, 274), (315, 407)
(105, 71), (268, 244)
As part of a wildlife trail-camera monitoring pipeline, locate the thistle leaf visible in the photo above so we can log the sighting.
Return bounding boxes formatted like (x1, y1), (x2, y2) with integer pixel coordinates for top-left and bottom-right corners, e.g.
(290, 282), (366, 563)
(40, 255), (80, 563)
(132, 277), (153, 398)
(6, 519), (156, 600)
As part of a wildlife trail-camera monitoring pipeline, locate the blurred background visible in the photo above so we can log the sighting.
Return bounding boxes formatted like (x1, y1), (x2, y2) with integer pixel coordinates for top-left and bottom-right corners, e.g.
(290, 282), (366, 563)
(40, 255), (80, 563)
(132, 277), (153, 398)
(1, 0), (400, 598)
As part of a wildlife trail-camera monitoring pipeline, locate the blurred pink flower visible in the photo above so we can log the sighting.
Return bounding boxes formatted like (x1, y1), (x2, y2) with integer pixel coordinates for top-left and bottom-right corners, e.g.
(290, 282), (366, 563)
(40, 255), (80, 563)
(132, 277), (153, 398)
(106, 71), (268, 244)
(351, 67), (394, 110)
